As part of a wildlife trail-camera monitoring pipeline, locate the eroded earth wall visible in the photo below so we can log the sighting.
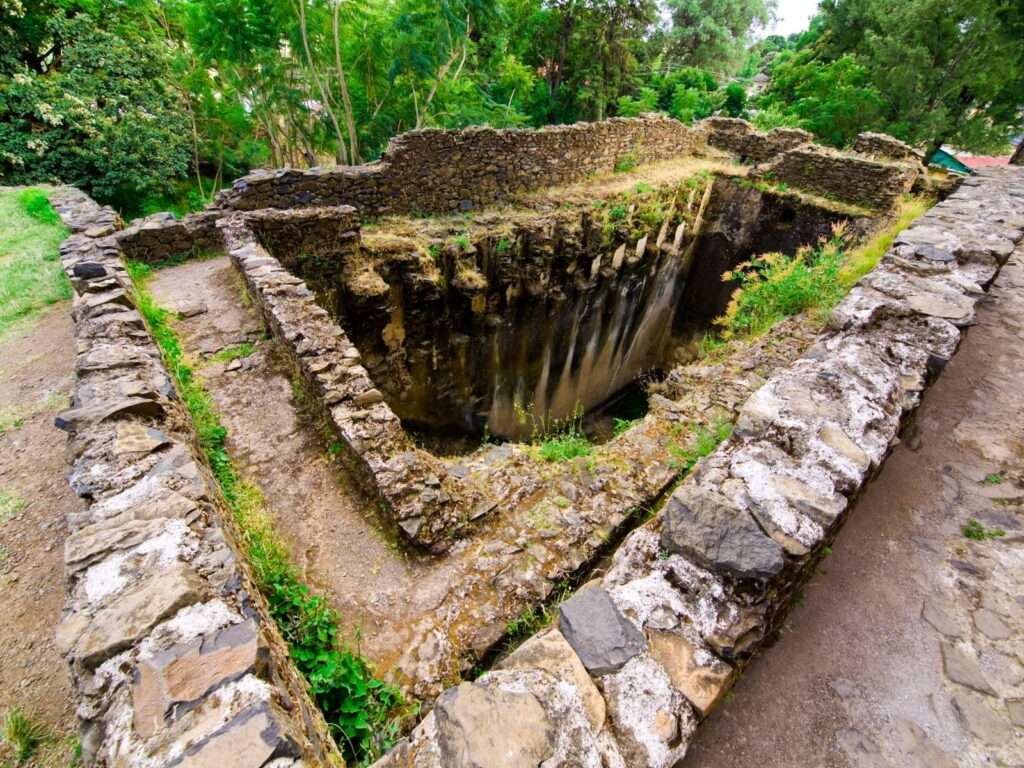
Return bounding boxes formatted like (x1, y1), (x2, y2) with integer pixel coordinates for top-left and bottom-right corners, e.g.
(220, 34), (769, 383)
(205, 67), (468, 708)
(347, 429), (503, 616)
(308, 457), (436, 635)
(369, 170), (1024, 768)
(48, 191), (341, 767)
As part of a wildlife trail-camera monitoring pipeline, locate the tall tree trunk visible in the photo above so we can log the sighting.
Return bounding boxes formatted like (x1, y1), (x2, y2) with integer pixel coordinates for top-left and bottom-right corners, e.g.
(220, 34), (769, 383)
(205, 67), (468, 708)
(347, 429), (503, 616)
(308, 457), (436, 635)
(295, 0), (349, 164)
(332, 0), (361, 163)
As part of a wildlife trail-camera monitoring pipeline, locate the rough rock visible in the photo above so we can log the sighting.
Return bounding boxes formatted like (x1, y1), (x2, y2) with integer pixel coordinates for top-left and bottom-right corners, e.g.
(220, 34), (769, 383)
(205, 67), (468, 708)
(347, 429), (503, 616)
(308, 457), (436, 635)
(952, 695), (1013, 746)
(433, 682), (555, 767)
(661, 485), (784, 581)
(647, 629), (734, 716)
(558, 587), (646, 676)
(498, 628), (606, 731)
(940, 642), (996, 696)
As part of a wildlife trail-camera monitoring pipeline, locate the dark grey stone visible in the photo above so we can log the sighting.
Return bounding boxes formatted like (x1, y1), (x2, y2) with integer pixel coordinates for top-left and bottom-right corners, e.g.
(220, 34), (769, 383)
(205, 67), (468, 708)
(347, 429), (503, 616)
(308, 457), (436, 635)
(661, 486), (784, 581)
(73, 261), (108, 279)
(558, 587), (645, 676)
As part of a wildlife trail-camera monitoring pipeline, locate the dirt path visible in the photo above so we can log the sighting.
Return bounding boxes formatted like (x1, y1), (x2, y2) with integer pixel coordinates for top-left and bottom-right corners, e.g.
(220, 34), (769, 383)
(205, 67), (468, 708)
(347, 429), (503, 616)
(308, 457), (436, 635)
(147, 257), (454, 663)
(682, 252), (1024, 766)
(0, 305), (84, 762)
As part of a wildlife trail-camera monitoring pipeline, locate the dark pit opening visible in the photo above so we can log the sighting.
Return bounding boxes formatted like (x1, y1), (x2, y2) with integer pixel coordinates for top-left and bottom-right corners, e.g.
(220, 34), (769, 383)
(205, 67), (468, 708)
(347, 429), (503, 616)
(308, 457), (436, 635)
(257, 175), (865, 451)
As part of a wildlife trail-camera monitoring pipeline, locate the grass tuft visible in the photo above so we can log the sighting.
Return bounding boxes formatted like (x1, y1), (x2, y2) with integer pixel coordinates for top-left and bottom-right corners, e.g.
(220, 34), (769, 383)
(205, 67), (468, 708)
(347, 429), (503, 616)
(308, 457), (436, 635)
(126, 262), (407, 765)
(962, 519), (1006, 541)
(838, 195), (932, 289)
(0, 488), (28, 523)
(2, 707), (49, 763)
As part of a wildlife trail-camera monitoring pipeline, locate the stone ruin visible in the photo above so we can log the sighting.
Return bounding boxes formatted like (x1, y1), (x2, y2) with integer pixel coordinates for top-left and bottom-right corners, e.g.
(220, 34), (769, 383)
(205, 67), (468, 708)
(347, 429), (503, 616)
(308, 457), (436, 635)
(47, 115), (1024, 766)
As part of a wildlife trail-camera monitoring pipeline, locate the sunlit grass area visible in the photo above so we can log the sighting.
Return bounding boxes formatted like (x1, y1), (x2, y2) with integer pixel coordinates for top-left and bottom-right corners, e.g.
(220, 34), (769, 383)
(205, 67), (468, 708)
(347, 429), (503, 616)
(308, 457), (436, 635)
(0, 190), (71, 338)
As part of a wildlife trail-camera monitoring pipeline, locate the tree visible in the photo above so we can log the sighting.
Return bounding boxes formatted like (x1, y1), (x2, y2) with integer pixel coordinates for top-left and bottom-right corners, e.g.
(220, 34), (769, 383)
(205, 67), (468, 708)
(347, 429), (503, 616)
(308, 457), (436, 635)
(663, 0), (775, 74)
(759, 0), (1024, 154)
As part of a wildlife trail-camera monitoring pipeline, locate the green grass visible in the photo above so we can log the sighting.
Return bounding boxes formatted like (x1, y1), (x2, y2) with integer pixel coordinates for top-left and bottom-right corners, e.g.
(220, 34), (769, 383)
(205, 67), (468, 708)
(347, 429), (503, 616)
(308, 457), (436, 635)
(2, 707), (49, 764)
(614, 149), (639, 173)
(0, 190), (72, 338)
(531, 406), (592, 463)
(204, 342), (256, 366)
(668, 419), (733, 472)
(0, 489), (27, 523)
(983, 472), (1004, 486)
(126, 262), (407, 765)
(962, 518), (1006, 541)
(612, 417), (638, 437)
(837, 195), (932, 289)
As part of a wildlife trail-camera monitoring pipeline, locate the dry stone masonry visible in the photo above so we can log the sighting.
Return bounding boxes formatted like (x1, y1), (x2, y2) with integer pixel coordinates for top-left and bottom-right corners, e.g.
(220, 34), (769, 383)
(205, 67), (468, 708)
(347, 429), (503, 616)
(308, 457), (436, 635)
(49, 190), (340, 767)
(44, 114), (1024, 767)
(370, 167), (1024, 767)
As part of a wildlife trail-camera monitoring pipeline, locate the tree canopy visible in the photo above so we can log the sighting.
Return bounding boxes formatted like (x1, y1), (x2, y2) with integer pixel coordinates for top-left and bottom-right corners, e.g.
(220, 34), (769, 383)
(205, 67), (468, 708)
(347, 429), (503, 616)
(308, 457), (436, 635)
(2, 0), (1021, 214)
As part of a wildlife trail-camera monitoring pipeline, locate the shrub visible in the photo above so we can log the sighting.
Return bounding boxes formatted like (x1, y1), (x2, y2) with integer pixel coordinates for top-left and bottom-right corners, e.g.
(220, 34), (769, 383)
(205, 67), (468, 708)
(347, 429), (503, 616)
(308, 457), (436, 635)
(716, 223), (847, 339)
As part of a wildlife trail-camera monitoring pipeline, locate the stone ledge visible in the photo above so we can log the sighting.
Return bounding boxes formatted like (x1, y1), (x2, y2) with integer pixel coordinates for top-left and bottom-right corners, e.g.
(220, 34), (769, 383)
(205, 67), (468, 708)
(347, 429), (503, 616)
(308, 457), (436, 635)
(48, 189), (340, 767)
(370, 168), (1024, 767)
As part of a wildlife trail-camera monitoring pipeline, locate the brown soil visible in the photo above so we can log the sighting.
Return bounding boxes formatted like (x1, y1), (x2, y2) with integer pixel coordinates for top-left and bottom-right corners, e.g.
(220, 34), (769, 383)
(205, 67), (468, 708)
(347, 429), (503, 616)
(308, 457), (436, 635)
(0, 305), (85, 764)
(146, 258), (447, 661)
(682, 252), (1024, 766)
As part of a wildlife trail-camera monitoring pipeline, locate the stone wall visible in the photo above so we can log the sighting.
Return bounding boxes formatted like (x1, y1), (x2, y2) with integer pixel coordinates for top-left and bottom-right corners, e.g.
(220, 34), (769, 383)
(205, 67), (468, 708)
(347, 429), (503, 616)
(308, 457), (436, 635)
(852, 131), (922, 163)
(755, 143), (920, 210)
(214, 116), (706, 215)
(371, 167), (1024, 767)
(703, 116), (813, 163)
(48, 189), (341, 767)
(219, 209), (485, 549)
(116, 210), (223, 262)
(1011, 141), (1023, 166)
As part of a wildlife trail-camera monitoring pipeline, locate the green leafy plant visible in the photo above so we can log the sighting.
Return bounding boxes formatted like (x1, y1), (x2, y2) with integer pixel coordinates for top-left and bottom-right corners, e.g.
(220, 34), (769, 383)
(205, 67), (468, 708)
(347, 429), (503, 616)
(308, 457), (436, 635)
(531, 406), (592, 463)
(668, 419), (733, 472)
(126, 262), (406, 765)
(716, 223), (848, 340)
(2, 707), (49, 763)
(962, 519), (1006, 541)
(614, 149), (639, 173)
(983, 473), (1004, 486)
(612, 417), (637, 437)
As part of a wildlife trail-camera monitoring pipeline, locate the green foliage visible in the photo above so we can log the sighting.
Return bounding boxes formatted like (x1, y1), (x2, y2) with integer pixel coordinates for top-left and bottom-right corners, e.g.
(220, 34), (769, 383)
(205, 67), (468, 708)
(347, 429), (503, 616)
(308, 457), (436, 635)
(2, 707), (49, 763)
(17, 189), (59, 225)
(612, 417), (638, 437)
(983, 473), (1004, 486)
(0, 189), (71, 337)
(126, 263), (405, 765)
(527, 405), (592, 463)
(668, 419), (732, 472)
(756, 0), (1024, 153)
(962, 519), (1006, 541)
(1, 13), (191, 208)
(716, 225), (848, 340)
(614, 150), (640, 173)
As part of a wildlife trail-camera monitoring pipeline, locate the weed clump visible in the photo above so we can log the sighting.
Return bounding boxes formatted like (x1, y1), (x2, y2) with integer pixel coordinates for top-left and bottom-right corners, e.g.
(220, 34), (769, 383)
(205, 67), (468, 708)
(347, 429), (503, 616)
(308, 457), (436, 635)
(716, 223), (847, 340)
(962, 519), (1006, 541)
(2, 707), (49, 763)
(17, 189), (60, 226)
